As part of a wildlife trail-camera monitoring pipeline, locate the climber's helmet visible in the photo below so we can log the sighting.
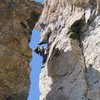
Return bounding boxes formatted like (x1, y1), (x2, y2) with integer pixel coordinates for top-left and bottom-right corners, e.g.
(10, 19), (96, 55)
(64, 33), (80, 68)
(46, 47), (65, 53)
(34, 46), (39, 54)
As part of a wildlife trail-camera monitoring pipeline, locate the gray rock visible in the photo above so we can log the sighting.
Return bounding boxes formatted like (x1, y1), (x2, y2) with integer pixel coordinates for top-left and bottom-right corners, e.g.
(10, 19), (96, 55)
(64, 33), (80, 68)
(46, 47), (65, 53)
(37, 0), (100, 100)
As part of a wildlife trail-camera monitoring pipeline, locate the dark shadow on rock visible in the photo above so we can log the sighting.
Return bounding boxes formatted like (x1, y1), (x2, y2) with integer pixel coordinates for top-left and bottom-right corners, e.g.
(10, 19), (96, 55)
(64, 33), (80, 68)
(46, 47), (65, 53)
(86, 64), (100, 90)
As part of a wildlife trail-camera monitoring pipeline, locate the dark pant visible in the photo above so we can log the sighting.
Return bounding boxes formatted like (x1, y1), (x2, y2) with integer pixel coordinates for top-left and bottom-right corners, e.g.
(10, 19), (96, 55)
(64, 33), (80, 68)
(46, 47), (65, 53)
(42, 54), (47, 64)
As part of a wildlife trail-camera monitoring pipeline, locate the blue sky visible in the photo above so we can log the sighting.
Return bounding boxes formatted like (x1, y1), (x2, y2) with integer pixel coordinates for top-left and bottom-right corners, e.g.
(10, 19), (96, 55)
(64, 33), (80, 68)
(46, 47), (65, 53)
(28, 0), (44, 100)
(34, 0), (44, 3)
(28, 29), (42, 100)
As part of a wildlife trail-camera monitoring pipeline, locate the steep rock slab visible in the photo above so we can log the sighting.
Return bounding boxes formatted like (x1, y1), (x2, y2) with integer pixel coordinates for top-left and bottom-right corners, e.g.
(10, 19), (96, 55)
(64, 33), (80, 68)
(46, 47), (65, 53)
(81, 16), (100, 100)
(0, 0), (43, 100)
(36, 0), (100, 100)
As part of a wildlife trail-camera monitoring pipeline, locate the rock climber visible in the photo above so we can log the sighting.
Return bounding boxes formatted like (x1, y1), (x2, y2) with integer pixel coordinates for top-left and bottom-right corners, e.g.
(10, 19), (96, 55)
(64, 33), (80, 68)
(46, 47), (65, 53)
(34, 46), (49, 68)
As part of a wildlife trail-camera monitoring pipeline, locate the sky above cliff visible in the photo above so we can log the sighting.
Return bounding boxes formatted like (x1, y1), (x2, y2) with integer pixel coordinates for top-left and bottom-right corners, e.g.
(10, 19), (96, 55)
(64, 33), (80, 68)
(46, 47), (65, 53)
(28, 0), (44, 100)
(28, 30), (42, 100)
(35, 0), (44, 2)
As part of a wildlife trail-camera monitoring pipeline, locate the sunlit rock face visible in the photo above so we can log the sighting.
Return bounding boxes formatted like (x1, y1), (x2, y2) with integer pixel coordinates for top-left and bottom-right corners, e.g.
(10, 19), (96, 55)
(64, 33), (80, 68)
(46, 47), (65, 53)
(0, 0), (43, 100)
(36, 0), (100, 100)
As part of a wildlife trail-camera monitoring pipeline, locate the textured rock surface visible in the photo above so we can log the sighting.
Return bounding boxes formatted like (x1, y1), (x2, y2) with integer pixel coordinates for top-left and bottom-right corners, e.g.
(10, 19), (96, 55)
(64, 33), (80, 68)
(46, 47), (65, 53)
(0, 0), (43, 100)
(81, 16), (100, 100)
(36, 0), (100, 100)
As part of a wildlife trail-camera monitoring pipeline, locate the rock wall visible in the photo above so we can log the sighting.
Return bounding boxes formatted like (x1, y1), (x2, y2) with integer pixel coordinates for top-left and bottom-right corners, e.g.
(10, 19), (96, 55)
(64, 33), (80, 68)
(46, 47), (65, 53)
(36, 0), (100, 100)
(0, 0), (43, 100)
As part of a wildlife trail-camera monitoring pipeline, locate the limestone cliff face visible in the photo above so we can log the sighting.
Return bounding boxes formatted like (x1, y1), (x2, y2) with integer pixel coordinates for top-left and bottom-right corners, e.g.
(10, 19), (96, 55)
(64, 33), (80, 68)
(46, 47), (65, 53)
(0, 0), (43, 100)
(36, 0), (100, 100)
